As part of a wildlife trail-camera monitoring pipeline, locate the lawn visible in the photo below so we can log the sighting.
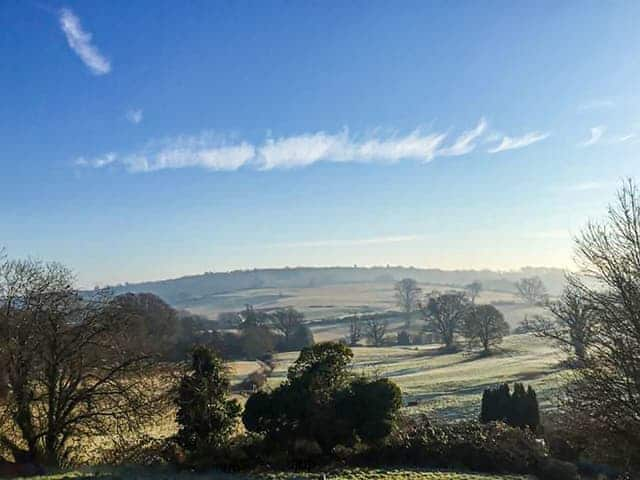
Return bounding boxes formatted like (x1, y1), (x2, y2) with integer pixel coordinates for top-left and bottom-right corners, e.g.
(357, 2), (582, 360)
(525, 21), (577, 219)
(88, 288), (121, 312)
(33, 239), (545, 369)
(35, 466), (530, 479)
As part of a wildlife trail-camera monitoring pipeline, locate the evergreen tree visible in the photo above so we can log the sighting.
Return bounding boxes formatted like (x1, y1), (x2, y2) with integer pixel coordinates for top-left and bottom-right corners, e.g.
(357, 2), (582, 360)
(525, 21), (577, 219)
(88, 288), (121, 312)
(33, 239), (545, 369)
(176, 346), (241, 454)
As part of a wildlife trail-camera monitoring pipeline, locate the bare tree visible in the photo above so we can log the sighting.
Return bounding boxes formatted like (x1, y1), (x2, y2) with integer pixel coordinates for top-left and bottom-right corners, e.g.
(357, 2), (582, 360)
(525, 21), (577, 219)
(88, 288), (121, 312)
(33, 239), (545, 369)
(421, 292), (470, 350)
(465, 281), (483, 303)
(0, 257), (169, 467)
(514, 277), (548, 305)
(523, 275), (596, 365)
(394, 278), (421, 314)
(364, 315), (388, 347)
(348, 316), (362, 346)
(463, 304), (509, 354)
(562, 179), (640, 461)
(269, 307), (304, 344)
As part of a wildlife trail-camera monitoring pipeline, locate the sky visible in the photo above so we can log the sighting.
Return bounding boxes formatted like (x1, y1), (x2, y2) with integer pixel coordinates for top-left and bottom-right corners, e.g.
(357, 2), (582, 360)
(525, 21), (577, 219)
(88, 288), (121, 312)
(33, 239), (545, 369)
(2, 1), (640, 287)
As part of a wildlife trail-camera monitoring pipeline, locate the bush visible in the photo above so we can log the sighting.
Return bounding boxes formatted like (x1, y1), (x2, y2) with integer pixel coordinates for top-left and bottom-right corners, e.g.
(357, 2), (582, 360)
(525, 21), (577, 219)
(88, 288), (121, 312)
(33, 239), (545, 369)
(243, 342), (401, 455)
(397, 331), (412, 346)
(176, 346), (241, 457)
(480, 383), (539, 430)
(536, 457), (579, 480)
(363, 415), (547, 475)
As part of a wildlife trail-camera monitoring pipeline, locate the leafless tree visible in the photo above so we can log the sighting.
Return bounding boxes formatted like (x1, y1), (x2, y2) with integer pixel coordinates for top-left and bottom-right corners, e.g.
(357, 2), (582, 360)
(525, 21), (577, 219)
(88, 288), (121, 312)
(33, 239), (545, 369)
(465, 281), (483, 303)
(0, 256), (170, 467)
(348, 316), (362, 346)
(420, 292), (470, 350)
(394, 278), (421, 314)
(463, 304), (509, 354)
(514, 277), (548, 305)
(364, 316), (388, 347)
(562, 179), (640, 463)
(523, 275), (596, 365)
(269, 307), (304, 344)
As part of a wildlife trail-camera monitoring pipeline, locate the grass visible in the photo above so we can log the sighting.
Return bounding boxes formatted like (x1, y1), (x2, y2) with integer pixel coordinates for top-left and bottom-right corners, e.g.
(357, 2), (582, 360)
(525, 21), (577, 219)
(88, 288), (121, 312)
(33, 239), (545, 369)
(180, 282), (542, 326)
(33, 466), (530, 479)
(263, 333), (565, 420)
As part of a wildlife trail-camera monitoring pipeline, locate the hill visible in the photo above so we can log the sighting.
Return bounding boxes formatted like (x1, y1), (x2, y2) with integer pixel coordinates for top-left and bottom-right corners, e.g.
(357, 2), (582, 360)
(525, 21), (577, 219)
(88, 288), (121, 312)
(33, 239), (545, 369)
(107, 266), (566, 316)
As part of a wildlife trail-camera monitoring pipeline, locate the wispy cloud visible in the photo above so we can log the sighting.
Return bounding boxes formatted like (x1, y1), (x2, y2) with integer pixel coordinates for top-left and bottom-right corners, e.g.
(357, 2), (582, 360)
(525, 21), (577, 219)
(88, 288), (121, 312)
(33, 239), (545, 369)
(578, 99), (615, 111)
(59, 8), (110, 75)
(258, 129), (446, 170)
(271, 235), (423, 248)
(126, 109), (143, 125)
(76, 119), (549, 173)
(487, 131), (550, 153)
(579, 126), (606, 147)
(437, 118), (487, 156)
(76, 128), (450, 172)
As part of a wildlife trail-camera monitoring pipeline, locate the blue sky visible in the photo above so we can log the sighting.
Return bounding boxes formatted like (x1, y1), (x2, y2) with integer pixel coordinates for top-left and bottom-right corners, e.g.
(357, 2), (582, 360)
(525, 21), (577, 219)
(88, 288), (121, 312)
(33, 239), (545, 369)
(2, 1), (640, 287)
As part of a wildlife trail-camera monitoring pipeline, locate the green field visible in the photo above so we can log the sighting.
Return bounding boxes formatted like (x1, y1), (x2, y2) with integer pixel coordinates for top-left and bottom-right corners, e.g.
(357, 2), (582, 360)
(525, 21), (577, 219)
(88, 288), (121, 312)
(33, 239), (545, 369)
(37, 467), (529, 480)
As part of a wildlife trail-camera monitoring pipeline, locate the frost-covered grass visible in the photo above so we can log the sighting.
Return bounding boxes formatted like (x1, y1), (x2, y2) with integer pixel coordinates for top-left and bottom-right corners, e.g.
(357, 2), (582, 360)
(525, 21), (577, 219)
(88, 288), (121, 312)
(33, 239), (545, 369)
(34, 466), (530, 480)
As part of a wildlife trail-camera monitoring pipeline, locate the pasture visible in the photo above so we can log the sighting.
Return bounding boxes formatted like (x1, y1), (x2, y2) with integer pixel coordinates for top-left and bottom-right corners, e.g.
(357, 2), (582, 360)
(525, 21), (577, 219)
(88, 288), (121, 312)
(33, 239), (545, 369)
(258, 333), (564, 420)
(184, 281), (544, 331)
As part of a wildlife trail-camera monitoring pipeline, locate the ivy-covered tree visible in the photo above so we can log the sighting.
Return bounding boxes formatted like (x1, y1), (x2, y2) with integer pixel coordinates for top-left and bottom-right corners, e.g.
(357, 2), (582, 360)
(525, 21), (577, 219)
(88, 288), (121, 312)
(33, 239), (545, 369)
(176, 346), (241, 455)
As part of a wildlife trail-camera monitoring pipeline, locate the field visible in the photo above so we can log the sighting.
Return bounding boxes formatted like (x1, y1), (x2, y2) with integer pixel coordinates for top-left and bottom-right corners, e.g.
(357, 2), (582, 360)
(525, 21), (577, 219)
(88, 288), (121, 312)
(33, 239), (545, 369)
(180, 282), (543, 327)
(248, 333), (564, 420)
(36, 466), (529, 479)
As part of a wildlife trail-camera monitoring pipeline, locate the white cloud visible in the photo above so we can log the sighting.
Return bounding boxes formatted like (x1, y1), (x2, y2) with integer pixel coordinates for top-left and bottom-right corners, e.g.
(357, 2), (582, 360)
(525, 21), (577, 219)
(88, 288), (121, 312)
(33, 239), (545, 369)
(126, 109), (143, 124)
(579, 126), (606, 147)
(271, 235), (423, 248)
(76, 120), (549, 173)
(257, 129), (446, 169)
(59, 8), (111, 75)
(437, 118), (487, 156)
(488, 131), (550, 153)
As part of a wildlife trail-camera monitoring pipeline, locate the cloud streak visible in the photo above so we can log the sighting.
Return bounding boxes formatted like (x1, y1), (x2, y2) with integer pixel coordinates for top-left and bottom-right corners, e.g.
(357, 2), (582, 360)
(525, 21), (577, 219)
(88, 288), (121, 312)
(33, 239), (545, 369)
(580, 126), (606, 147)
(488, 131), (550, 153)
(437, 118), (487, 156)
(59, 8), (111, 75)
(76, 119), (550, 173)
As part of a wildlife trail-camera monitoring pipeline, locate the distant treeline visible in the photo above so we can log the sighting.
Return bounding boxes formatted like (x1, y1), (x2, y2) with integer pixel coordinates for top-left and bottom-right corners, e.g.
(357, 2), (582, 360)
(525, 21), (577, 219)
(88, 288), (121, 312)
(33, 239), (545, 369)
(106, 266), (566, 306)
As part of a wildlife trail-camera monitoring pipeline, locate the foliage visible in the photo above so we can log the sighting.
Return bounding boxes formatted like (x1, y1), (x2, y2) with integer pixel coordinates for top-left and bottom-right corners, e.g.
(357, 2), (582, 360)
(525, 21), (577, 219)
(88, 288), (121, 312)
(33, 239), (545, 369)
(175, 346), (241, 456)
(397, 330), (412, 346)
(463, 305), (509, 354)
(243, 342), (400, 455)
(0, 256), (167, 467)
(280, 323), (314, 352)
(421, 292), (470, 350)
(270, 307), (305, 345)
(371, 416), (547, 475)
(480, 383), (539, 430)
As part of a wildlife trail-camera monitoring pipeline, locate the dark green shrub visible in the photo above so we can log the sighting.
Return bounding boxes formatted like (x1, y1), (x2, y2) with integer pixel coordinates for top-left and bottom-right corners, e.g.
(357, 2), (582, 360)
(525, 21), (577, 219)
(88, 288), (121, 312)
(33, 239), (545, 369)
(175, 346), (241, 456)
(536, 457), (579, 480)
(480, 383), (539, 430)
